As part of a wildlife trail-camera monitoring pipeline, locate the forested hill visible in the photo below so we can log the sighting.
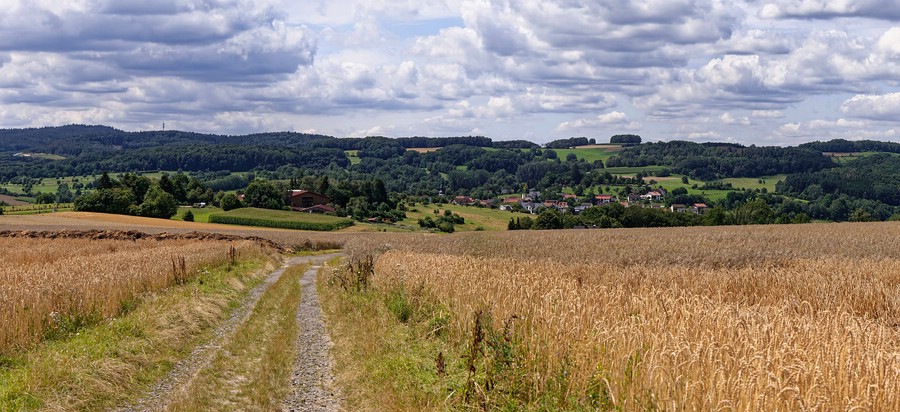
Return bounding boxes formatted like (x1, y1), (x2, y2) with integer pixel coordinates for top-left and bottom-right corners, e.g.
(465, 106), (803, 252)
(0, 125), (334, 154)
(0, 125), (530, 181)
(799, 139), (900, 154)
(0, 125), (534, 154)
(605, 141), (835, 180)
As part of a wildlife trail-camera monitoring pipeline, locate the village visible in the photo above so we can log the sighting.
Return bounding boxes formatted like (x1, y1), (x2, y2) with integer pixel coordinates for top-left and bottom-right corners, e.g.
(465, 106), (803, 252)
(450, 188), (709, 216)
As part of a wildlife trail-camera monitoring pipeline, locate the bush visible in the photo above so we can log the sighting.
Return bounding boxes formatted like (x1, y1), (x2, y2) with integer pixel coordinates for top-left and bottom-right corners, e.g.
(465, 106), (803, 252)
(220, 193), (242, 211)
(436, 221), (455, 233)
(183, 210), (194, 222)
(418, 216), (437, 229)
(136, 185), (178, 219)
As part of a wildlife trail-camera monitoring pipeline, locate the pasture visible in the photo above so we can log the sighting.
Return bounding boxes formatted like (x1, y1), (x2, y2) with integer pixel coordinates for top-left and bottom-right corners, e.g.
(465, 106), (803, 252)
(721, 174), (787, 191)
(548, 144), (623, 162)
(400, 202), (533, 231)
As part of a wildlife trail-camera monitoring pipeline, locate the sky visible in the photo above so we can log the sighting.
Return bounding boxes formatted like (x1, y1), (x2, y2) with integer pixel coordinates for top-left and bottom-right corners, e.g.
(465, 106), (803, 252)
(1, 0), (899, 145)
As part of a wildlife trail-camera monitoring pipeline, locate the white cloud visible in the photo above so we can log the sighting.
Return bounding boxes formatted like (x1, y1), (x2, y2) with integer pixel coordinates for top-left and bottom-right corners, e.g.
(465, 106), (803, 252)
(721, 112), (751, 125)
(557, 111), (642, 132)
(841, 92), (900, 119)
(751, 110), (784, 118)
(1, 0), (900, 144)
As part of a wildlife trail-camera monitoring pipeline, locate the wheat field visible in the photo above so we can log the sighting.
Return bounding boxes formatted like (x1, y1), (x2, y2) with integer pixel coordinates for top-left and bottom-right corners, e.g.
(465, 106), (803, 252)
(0, 238), (262, 353)
(371, 223), (900, 410)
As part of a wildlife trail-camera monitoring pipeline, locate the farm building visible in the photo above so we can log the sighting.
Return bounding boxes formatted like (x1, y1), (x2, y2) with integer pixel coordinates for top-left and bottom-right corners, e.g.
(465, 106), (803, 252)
(288, 190), (330, 210)
(294, 204), (336, 214)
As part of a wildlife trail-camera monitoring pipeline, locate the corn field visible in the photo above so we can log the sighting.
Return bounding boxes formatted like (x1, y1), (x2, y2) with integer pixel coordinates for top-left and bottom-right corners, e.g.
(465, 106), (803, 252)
(371, 222), (900, 410)
(0, 238), (262, 353)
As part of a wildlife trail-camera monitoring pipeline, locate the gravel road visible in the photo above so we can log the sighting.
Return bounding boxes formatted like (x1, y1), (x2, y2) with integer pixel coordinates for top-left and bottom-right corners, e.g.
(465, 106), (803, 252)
(282, 258), (344, 411)
(114, 253), (342, 412)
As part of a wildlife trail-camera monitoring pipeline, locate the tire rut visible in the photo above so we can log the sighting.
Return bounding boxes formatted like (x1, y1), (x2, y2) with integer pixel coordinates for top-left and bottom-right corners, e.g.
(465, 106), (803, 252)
(114, 253), (341, 412)
(282, 258), (343, 411)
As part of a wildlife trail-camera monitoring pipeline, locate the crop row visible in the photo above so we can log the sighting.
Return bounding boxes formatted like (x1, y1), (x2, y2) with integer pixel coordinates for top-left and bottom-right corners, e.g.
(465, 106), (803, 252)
(208, 214), (353, 231)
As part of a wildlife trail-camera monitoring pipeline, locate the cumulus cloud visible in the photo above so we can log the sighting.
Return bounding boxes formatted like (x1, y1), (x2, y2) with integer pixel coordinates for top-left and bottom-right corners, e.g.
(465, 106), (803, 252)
(1, 0), (900, 143)
(721, 112), (751, 125)
(0, 0), (316, 82)
(557, 111), (642, 132)
(751, 110), (784, 118)
(716, 29), (794, 55)
(841, 92), (900, 119)
(775, 117), (884, 144)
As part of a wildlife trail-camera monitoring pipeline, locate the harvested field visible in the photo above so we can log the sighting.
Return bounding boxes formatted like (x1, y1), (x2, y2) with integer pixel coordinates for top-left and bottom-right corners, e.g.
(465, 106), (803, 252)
(0, 212), (410, 251)
(0, 194), (29, 206)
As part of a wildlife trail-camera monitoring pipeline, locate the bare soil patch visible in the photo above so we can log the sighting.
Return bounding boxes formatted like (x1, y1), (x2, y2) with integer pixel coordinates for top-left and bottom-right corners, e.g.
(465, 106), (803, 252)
(50, 211), (238, 229)
(0, 194), (29, 206)
(0, 229), (286, 251)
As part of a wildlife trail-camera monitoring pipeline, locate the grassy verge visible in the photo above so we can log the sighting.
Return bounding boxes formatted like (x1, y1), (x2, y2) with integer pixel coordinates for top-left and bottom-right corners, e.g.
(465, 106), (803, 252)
(320, 256), (528, 411)
(164, 262), (309, 411)
(0, 203), (75, 215)
(0, 255), (275, 411)
(209, 207), (354, 231)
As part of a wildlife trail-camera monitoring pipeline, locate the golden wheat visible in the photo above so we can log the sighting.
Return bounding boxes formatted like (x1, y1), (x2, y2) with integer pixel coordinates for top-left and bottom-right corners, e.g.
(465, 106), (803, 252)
(0, 238), (261, 353)
(371, 222), (900, 410)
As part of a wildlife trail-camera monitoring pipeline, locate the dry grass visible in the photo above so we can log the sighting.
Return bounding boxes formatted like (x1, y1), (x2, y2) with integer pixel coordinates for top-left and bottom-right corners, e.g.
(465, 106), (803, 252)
(363, 222), (900, 410)
(0, 237), (264, 353)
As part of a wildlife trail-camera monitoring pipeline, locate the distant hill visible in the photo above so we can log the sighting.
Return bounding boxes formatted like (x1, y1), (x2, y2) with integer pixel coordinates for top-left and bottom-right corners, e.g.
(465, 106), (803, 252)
(799, 139), (900, 154)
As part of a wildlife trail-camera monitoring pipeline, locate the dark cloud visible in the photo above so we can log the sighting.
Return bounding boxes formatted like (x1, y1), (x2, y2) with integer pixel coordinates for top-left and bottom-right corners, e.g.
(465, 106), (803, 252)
(106, 28), (316, 81)
(0, 1), (315, 83)
(760, 0), (900, 20)
(0, 10), (254, 52)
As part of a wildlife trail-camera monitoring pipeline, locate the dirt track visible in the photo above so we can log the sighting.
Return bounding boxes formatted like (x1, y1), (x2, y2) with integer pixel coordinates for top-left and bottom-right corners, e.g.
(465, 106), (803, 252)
(116, 253), (343, 412)
(283, 258), (343, 411)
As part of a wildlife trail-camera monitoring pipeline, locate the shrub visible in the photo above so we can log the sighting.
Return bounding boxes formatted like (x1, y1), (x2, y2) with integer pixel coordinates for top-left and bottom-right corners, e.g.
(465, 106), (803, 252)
(183, 210), (195, 222)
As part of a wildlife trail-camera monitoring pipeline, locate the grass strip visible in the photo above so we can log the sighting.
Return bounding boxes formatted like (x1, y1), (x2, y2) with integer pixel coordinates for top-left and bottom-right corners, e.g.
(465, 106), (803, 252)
(165, 262), (309, 411)
(318, 257), (468, 412)
(0, 256), (274, 411)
